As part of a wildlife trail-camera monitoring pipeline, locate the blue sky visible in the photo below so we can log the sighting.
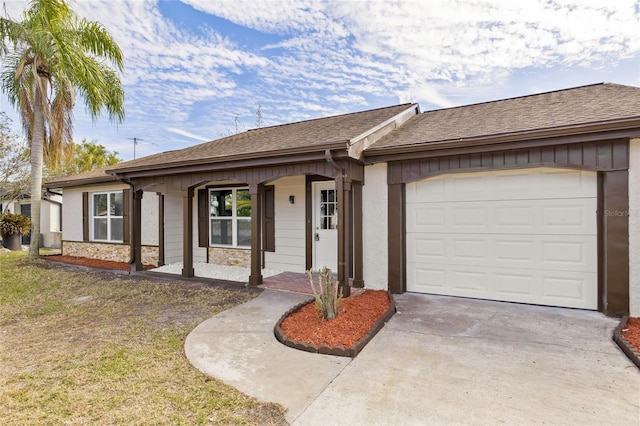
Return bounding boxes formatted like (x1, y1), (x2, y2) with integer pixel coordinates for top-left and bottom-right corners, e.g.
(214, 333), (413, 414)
(1, 0), (639, 161)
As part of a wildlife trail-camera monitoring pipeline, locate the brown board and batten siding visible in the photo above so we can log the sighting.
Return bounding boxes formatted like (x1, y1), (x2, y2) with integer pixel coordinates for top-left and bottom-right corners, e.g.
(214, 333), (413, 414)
(383, 138), (629, 316)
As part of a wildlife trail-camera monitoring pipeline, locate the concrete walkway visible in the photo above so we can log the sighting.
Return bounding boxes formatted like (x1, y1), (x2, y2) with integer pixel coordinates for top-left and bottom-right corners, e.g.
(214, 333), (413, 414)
(185, 290), (640, 425)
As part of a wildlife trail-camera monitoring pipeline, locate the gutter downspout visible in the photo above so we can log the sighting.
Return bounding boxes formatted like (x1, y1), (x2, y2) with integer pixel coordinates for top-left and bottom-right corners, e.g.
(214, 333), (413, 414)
(122, 180), (140, 269)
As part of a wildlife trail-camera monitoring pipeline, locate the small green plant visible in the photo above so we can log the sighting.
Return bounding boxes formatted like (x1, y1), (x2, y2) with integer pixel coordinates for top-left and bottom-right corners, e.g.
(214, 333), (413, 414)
(306, 267), (342, 320)
(0, 212), (31, 235)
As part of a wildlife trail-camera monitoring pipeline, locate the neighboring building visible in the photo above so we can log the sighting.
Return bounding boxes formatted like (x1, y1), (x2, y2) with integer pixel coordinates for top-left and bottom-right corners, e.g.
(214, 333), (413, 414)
(1, 190), (63, 248)
(45, 83), (640, 317)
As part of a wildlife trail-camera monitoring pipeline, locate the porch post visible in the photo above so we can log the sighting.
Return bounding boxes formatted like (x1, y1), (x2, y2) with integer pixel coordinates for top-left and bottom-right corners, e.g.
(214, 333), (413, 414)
(352, 181), (364, 288)
(388, 183), (405, 293)
(337, 174), (351, 297)
(157, 193), (165, 267)
(600, 170), (629, 316)
(248, 184), (263, 286)
(130, 189), (143, 271)
(182, 187), (194, 278)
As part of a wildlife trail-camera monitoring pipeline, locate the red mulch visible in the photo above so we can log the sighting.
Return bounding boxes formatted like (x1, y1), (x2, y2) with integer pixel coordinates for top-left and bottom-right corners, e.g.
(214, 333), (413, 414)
(280, 290), (390, 348)
(622, 317), (640, 353)
(45, 255), (154, 271)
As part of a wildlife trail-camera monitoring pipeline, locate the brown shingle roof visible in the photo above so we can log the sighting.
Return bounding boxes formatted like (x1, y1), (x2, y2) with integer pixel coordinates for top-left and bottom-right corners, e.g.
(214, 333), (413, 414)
(108, 103), (416, 173)
(44, 167), (117, 188)
(369, 83), (640, 151)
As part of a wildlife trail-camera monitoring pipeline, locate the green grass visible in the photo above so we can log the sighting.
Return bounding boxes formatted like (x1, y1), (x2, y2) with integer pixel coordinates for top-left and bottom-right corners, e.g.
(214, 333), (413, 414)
(0, 252), (286, 425)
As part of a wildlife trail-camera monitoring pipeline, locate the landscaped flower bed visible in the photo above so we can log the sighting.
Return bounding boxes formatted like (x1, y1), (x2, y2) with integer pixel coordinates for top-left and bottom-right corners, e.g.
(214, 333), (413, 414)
(275, 289), (395, 357)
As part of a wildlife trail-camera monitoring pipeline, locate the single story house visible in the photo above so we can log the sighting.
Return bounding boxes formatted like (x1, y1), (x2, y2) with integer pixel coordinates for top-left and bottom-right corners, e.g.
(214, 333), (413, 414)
(46, 83), (640, 317)
(1, 190), (63, 248)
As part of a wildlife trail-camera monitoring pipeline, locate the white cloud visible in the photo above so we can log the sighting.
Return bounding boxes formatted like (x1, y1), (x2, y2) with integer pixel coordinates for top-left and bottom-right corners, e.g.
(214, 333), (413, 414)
(166, 127), (210, 142)
(1, 0), (638, 159)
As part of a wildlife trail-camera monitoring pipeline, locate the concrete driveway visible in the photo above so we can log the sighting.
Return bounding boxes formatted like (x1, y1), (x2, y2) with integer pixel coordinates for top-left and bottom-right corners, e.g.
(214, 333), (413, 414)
(185, 290), (639, 425)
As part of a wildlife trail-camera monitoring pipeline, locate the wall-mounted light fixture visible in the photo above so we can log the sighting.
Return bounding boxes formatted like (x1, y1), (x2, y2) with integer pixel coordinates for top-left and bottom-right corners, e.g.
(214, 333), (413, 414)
(289, 195), (295, 204)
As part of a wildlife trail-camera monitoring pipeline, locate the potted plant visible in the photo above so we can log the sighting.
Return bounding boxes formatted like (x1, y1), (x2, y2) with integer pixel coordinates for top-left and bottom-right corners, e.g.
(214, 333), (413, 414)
(0, 212), (31, 251)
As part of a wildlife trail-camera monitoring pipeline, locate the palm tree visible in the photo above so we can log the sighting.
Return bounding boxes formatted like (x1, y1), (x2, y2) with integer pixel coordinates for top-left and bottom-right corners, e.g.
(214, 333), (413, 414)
(0, 0), (124, 258)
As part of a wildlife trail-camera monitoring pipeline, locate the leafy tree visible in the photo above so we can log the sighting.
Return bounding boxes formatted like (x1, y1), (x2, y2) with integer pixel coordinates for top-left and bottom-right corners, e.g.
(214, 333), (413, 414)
(50, 138), (120, 177)
(0, 0), (125, 258)
(0, 112), (29, 208)
(72, 139), (120, 173)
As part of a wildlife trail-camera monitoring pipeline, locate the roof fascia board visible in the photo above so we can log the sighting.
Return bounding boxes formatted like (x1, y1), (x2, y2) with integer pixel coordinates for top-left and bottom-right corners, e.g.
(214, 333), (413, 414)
(109, 148), (352, 180)
(107, 142), (348, 176)
(43, 176), (117, 189)
(365, 127), (640, 163)
(365, 118), (640, 159)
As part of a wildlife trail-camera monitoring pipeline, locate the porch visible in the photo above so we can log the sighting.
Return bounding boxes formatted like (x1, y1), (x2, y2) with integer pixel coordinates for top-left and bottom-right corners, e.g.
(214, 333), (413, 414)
(123, 155), (367, 298)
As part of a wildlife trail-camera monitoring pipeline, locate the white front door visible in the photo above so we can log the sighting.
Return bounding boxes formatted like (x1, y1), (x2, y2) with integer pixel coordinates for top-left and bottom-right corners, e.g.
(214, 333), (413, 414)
(312, 181), (337, 271)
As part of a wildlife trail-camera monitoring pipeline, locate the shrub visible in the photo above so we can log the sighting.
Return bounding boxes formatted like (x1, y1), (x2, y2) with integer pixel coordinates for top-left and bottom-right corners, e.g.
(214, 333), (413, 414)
(306, 267), (342, 320)
(0, 212), (31, 235)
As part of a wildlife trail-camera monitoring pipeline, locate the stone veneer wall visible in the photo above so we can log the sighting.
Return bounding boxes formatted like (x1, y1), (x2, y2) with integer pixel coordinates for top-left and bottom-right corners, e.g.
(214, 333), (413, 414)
(62, 241), (130, 262)
(62, 242), (160, 267)
(141, 246), (159, 267)
(208, 247), (251, 267)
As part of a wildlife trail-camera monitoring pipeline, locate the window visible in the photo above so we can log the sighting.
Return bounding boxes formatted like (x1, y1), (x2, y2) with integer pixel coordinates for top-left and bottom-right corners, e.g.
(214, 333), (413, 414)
(209, 188), (251, 247)
(92, 192), (123, 242)
(319, 189), (337, 229)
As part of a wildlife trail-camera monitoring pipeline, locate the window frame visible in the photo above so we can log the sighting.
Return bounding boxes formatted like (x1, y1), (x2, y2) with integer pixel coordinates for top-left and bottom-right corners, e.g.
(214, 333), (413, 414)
(90, 191), (124, 243)
(208, 187), (251, 248)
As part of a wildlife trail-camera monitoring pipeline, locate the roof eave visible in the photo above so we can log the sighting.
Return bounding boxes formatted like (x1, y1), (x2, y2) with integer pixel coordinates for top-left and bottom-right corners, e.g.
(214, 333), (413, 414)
(43, 175), (118, 189)
(108, 142), (351, 179)
(365, 117), (640, 159)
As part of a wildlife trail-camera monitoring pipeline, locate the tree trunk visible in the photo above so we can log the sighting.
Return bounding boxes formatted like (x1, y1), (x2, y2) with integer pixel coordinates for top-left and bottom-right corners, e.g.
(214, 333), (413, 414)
(29, 87), (45, 259)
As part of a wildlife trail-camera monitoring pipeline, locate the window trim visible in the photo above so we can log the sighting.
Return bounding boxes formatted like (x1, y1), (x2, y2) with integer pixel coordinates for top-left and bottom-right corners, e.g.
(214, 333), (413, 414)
(90, 191), (124, 243)
(208, 187), (251, 248)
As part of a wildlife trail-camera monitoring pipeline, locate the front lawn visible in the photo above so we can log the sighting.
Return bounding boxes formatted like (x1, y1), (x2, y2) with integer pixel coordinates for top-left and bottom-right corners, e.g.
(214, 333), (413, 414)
(0, 252), (286, 425)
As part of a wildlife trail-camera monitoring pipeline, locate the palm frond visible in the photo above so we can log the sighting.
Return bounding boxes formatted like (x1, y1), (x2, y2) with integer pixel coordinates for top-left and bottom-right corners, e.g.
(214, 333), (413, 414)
(0, 0), (125, 164)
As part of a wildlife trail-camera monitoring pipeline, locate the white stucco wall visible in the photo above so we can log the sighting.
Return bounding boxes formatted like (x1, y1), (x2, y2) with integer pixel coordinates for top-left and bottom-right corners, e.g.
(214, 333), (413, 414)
(141, 192), (159, 246)
(629, 138), (640, 316)
(265, 175), (306, 272)
(363, 163), (389, 290)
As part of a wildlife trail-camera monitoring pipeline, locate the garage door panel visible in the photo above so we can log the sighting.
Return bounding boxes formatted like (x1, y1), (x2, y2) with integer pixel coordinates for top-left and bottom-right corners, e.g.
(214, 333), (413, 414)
(494, 273), (535, 299)
(407, 199), (595, 235)
(408, 233), (596, 272)
(451, 269), (488, 293)
(410, 207), (446, 228)
(410, 175), (444, 198)
(408, 236), (446, 260)
(452, 239), (488, 261)
(542, 274), (597, 308)
(408, 263), (596, 309)
(542, 241), (592, 268)
(542, 202), (596, 232)
(494, 240), (534, 262)
(410, 168), (595, 202)
(410, 267), (446, 291)
(406, 167), (598, 310)
(541, 169), (596, 197)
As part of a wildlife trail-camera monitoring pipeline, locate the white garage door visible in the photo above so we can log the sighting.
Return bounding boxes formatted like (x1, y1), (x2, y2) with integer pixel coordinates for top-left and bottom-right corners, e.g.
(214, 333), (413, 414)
(406, 167), (597, 309)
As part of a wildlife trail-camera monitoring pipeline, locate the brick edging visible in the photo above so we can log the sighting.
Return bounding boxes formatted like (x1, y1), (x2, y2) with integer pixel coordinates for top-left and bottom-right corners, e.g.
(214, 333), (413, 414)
(274, 291), (396, 358)
(613, 315), (640, 369)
